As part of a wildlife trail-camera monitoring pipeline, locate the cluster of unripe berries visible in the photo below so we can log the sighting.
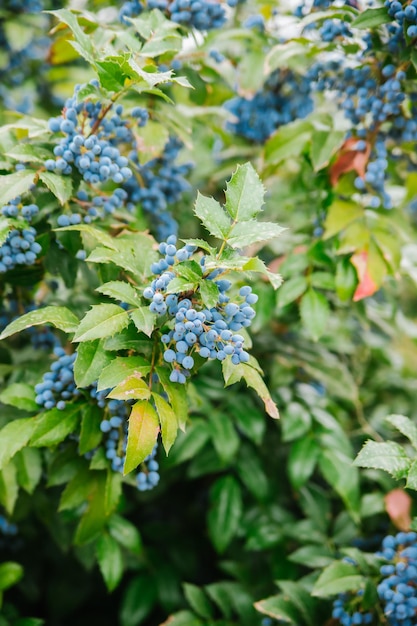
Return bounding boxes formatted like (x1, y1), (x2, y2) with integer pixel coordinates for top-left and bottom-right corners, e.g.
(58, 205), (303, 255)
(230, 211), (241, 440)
(0, 198), (41, 273)
(143, 235), (257, 384)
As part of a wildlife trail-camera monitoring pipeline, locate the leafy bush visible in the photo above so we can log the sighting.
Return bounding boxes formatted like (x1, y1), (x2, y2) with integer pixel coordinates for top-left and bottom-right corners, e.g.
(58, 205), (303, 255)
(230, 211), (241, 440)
(0, 0), (417, 624)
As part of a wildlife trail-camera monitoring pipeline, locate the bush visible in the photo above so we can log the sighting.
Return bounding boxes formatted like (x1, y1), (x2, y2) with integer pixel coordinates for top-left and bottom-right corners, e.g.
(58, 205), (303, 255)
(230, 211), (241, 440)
(0, 0), (417, 624)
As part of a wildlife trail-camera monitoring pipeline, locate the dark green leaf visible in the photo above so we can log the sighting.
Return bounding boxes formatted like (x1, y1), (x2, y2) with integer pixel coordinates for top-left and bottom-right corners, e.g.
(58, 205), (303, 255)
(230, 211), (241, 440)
(351, 7), (391, 28)
(96, 533), (124, 592)
(312, 561), (365, 597)
(30, 405), (80, 447)
(73, 304), (129, 343)
(183, 584), (214, 620)
(300, 289), (330, 341)
(0, 418), (37, 470)
(208, 475), (242, 553)
(74, 340), (112, 388)
(354, 441), (411, 479)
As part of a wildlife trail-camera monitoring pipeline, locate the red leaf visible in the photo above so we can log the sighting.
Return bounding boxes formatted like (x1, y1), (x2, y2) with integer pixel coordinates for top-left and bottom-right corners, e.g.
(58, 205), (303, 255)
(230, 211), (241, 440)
(330, 137), (371, 186)
(350, 251), (378, 302)
(385, 489), (412, 531)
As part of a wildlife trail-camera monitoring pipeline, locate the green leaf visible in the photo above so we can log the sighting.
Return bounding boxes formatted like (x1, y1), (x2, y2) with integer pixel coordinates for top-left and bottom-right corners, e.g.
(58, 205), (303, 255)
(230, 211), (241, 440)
(15, 448), (42, 494)
(105, 470), (122, 515)
(406, 460), (417, 491)
(354, 441), (411, 479)
(0, 562), (23, 591)
(48, 9), (95, 63)
(30, 405), (80, 447)
(175, 260), (202, 282)
(300, 289), (330, 341)
(0, 418), (37, 470)
(224, 162), (265, 222)
(79, 404), (103, 455)
(386, 414), (417, 450)
(155, 367), (189, 431)
(163, 419), (209, 466)
(323, 200), (363, 239)
(276, 276), (308, 308)
(59, 466), (94, 512)
(5, 144), (53, 163)
(124, 401), (159, 475)
(0, 383), (38, 412)
(288, 437), (319, 490)
(236, 444), (269, 502)
(199, 279), (219, 309)
(276, 581), (317, 626)
(130, 307), (155, 338)
(264, 120), (312, 164)
(107, 374), (151, 401)
(289, 545), (335, 569)
(227, 221), (286, 249)
(351, 7), (391, 28)
(108, 514), (143, 555)
(312, 561), (365, 597)
(208, 412), (239, 463)
(223, 361), (279, 419)
(0, 170), (36, 206)
(152, 393), (178, 455)
(39, 171), (73, 204)
(97, 357), (151, 392)
(54, 224), (118, 249)
(336, 257), (358, 301)
(0, 306), (79, 340)
(96, 281), (141, 307)
(310, 130), (346, 171)
(254, 595), (302, 624)
(96, 534), (124, 592)
(0, 462), (18, 514)
(319, 449), (360, 519)
(208, 475), (242, 553)
(120, 575), (157, 626)
(75, 472), (108, 545)
(194, 193), (231, 240)
(73, 304), (129, 343)
(74, 340), (112, 388)
(183, 584), (214, 620)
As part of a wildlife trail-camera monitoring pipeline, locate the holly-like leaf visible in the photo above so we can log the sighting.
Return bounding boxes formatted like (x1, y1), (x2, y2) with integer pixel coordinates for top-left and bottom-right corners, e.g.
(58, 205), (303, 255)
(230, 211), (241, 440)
(30, 405), (81, 447)
(152, 392), (178, 455)
(107, 374), (151, 401)
(74, 340), (112, 388)
(194, 193), (231, 240)
(0, 170), (36, 207)
(96, 281), (141, 307)
(130, 307), (155, 337)
(224, 163), (265, 222)
(39, 171), (73, 204)
(0, 419), (37, 470)
(0, 306), (79, 340)
(0, 383), (38, 412)
(227, 221), (286, 249)
(354, 441), (411, 479)
(73, 304), (129, 343)
(97, 356), (151, 392)
(124, 401), (160, 475)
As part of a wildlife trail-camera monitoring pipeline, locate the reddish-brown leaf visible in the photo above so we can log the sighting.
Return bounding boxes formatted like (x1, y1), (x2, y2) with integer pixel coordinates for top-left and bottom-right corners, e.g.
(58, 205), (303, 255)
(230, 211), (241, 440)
(385, 489), (412, 531)
(330, 138), (371, 186)
(350, 251), (378, 302)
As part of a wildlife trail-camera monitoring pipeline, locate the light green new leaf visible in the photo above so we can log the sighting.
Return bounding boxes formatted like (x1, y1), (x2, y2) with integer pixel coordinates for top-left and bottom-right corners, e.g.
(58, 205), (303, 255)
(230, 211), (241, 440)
(73, 304), (129, 343)
(96, 534), (124, 592)
(0, 462), (18, 515)
(96, 281), (141, 307)
(152, 392), (178, 455)
(54, 224), (118, 249)
(0, 419), (37, 470)
(277, 276), (308, 308)
(351, 7), (391, 28)
(354, 441), (411, 479)
(48, 9), (95, 63)
(39, 171), (73, 204)
(194, 192), (231, 240)
(227, 221), (286, 249)
(0, 306), (79, 340)
(124, 401), (160, 475)
(155, 366), (188, 430)
(97, 356), (151, 392)
(74, 340), (112, 388)
(386, 414), (417, 450)
(254, 595), (301, 624)
(300, 289), (330, 341)
(406, 460), (417, 491)
(199, 279), (219, 309)
(0, 170), (36, 207)
(79, 404), (103, 455)
(0, 382), (38, 412)
(224, 163), (265, 222)
(0, 562), (23, 592)
(310, 130), (346, 171)
(312, 561), (365, 597)
(15, 448), (42, 494)
(208, 475), (242, 553)
(130, 307), (155, 337)
(107, 374), (151, 401)
(30, 405), (81, 447)
(223, 361), (279, 419)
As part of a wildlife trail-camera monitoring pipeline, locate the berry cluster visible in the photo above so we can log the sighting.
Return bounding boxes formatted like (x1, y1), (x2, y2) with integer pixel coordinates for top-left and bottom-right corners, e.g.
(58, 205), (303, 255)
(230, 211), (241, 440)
(225, 70), (313, 143)
(143, 235), (257, 384)
(46, 89), (134, 185)
(377, 532), (417, 625)
(386, 0), (417, 45)
(119, 0), (228, 30)
(35, 348), (79, 411)
(97, 392), (160, 491)
(0, 227), (42, 273)
(319, 18), (351, 41)
(332, 593), (373, 625)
